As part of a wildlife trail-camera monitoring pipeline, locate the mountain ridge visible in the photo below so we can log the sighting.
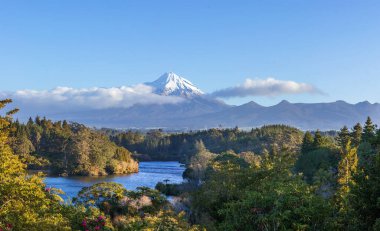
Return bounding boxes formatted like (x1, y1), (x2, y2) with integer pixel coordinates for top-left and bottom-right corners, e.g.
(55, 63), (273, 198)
(15, 72), (380, 131)
(145, 72), (204, 97)
(46, 99), (380, 131)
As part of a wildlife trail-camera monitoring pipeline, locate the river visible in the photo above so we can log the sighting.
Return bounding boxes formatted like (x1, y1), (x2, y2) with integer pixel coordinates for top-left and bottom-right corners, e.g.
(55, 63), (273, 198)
(44, 161), (185, 200)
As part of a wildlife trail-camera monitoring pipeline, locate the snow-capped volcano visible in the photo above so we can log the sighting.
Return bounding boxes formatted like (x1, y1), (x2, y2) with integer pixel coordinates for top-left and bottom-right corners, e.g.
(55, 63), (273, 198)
(145, 72), (204, 97)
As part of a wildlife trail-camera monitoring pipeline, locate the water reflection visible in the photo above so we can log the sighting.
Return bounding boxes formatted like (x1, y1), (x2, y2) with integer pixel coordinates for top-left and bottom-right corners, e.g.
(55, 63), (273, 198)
(44, 161), (185, 200)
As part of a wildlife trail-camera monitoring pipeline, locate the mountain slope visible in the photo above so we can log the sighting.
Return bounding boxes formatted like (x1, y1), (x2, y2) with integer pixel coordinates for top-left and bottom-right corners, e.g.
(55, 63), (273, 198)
(53, 100), (380, 130)
(24, 72), (380, 131)
(145, 72), (204, 97)
(186, 100), (380, 130)
(55, 97), (230, 129)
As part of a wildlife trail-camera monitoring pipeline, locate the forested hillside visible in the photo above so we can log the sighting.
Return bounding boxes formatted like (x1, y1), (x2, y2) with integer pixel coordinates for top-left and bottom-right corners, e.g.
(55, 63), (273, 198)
(0, 99), (202, 230)
(157, 117), (380, 230)
(9, 117), (138, 176)
(2, 99), (380, 230)
(109, 125), (303, 162)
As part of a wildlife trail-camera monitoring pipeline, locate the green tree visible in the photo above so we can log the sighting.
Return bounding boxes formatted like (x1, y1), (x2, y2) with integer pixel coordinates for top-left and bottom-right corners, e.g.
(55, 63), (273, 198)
(183, 140), (216, 181)
(218, 174), (330, 231)
(348, 151), (380, 230)
(301, 131), (314, 153)
(75, 182), (127, 219)
(313, 130), (324, 148)
(335, 140), (358, 229)
(351, 123), (362, 147)
(0, 99), (70, 230)
(295, 148), (338, 184)
(192, 149), (331, 230)
(337, 126), (351, 148)
(336, 141), (358, 200)
(363, 117), (376, 143)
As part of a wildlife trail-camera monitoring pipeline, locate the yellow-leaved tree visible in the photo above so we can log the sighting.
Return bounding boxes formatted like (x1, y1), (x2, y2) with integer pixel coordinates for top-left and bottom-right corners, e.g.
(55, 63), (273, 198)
(334, 139), (358, 229)
(0, 99), (70, 230)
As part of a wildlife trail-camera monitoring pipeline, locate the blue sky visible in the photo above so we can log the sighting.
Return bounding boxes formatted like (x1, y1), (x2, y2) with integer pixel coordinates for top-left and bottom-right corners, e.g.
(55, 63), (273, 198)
(0, 0), (380, 106)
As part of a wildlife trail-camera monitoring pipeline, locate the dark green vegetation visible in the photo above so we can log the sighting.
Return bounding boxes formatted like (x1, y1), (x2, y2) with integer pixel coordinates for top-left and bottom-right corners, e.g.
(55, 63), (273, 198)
(0, 100), (200, 230)
(155, 117), (380, 230)
(108, 125), (303, 162)
(71, 183), (201, 230)
(9, 117), (138, 176)
(2, 98), (380, 230)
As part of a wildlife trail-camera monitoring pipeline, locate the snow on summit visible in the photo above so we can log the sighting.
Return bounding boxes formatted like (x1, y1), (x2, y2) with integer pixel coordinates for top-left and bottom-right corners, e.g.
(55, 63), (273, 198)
(145, 72), (204, 97)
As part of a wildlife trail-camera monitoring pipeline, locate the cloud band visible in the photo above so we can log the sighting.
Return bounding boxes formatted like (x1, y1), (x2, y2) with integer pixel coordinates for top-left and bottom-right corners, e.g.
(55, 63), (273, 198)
(211, 78), (322, 98)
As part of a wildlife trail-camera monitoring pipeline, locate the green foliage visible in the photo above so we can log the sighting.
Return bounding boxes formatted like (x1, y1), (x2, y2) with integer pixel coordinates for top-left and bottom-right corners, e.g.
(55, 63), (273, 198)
(346, 138), (380, 230)
(330, 118), (380, 230)
(333, 141), (358, 230)
(75, 182), (127, 209)
(301, 131), (314, 153)
(336, 141), (358, 197)
(191, 149), (331, 230)
(74, 182), (200, 230)
(337, 126), (350, 148)
(313, 130), (324, 148)
(183, 140), (217, 181)
(5, 98), (380, 230)
(184, 119), (380, 230)
(155, 182), (181, 196)
(59, 205), (113, 231)
(296, 131), (339, 184)
(351, 123), (362, 147)
(238, 151), (261, 168)
(110, 125), (303, 162)
(363, 116), (376, 143)
(218, 176), (330, 231)
(114, 210), (202, 231)
(0, 99), (71, 230)
(296, 148), (338, 184)
(9, 118), (138, 176)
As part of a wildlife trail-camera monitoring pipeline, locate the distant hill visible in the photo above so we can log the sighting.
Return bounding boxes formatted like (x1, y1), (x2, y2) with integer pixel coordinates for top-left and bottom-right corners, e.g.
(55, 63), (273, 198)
(187, 100), (380, 130)
(18, 72), (380, 130)
(145, 72), (204, 97)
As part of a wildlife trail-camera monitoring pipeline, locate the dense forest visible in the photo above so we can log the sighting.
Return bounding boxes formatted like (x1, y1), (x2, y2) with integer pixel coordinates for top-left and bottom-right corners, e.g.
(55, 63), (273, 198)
(157, 117), (380, 230)
(1, 99), (380, 230)
(8, 116), (138, 176)
(0, 99), (201, 230)
(108, 125), (304, 162)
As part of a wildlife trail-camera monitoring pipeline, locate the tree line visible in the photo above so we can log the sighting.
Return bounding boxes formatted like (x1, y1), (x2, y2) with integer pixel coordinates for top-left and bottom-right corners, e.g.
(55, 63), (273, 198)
(2, 97), (380, 230)
(0, 99), (200, 230)
(9, 116), (138, 176)
(108, 125), (304, 163)
(157, 116), (380, 230)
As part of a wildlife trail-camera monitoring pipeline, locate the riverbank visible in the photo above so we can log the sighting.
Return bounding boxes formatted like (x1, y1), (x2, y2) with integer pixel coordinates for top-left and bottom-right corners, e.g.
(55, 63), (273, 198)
(43, 161), (185, 200)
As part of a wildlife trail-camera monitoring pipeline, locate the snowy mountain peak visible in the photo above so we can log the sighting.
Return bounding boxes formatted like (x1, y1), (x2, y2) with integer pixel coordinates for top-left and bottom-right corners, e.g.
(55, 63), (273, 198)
(146, 72), (204, 97)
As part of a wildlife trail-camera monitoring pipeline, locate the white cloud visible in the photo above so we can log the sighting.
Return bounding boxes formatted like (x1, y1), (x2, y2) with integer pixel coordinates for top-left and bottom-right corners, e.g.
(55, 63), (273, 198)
(0, 77), (323, 120)
(0, 84), (184, 116)
(211, 78), (322, 98)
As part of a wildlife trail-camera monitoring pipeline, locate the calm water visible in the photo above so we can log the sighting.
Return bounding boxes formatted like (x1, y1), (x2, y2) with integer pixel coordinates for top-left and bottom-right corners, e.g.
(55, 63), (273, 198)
(44, 161), (185, 200)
